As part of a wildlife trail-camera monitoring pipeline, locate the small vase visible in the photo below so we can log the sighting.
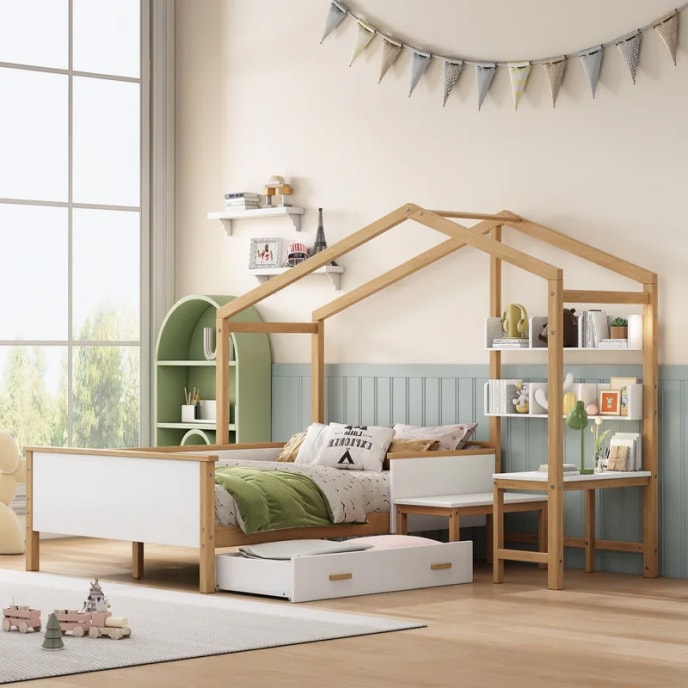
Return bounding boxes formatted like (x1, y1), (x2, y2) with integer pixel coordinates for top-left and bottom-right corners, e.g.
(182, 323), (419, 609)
(594, 453), (605, 473)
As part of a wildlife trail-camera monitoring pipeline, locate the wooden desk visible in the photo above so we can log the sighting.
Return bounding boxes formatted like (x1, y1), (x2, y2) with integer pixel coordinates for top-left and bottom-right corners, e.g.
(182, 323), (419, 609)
(395, 491), (548, 561)
(492, 470), (653, 590)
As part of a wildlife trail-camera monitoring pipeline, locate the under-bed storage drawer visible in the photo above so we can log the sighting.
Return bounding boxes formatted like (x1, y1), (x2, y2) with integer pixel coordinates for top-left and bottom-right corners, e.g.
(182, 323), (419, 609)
(215, 541), (472, 602)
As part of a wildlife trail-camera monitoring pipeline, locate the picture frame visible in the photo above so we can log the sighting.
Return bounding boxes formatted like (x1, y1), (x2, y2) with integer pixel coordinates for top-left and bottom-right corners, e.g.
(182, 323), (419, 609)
(249, 237), (282, 269)
(609, 376), (638, 417)
(599, 389), (621, 416)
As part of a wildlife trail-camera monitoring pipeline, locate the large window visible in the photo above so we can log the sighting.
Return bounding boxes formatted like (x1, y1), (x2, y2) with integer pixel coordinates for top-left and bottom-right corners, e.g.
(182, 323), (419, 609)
(0, 0), (146, 449)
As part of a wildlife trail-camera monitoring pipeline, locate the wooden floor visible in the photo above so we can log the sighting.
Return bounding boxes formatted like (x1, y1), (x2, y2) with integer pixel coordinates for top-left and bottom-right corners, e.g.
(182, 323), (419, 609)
(2, 538), (688, 687)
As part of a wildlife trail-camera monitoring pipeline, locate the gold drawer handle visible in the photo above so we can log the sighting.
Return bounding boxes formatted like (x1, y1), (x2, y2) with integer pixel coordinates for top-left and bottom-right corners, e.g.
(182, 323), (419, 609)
(431, 562), (452, 571)
(329, 572), (353, 581)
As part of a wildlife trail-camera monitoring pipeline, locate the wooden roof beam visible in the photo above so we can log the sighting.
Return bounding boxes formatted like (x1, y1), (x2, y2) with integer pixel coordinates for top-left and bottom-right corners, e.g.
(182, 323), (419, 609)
(226, 322), (318, 334)
(563, 290), (650, 305)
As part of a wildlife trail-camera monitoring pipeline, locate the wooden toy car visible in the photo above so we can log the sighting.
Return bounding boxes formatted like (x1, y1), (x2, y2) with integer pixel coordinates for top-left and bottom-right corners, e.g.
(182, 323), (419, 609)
(2, 605), (42, 633)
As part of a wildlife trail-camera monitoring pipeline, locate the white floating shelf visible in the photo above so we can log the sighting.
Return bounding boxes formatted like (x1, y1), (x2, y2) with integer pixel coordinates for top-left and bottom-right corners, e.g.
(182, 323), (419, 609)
(249, 265), (345, 290)
(208, 206), (305, 235)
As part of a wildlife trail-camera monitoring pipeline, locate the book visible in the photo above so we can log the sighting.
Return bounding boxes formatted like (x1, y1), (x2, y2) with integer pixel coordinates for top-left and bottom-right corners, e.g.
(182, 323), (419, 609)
(538, 463), (579, 473)
(607, 434), (640, 471)
(598, 339), (628, 349)
(224, 200), (260, 209)
(613, 432), (642, 470)
(491, 337), (529, 348)
(224, 192), (260, 199)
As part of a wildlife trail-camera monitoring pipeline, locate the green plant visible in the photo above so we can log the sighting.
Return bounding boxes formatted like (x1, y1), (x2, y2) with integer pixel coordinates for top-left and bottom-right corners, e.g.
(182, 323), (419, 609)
(610, 317), (628, 327)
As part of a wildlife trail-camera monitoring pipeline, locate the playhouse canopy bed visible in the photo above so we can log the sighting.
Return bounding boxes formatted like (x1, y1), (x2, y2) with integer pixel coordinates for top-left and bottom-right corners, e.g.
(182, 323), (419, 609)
(25, 204), (658, 593)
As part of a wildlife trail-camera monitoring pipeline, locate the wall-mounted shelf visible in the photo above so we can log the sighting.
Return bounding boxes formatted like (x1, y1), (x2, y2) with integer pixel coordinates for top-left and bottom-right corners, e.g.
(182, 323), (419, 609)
(208, 206), (305, 235)
(249, 264), (345, 290)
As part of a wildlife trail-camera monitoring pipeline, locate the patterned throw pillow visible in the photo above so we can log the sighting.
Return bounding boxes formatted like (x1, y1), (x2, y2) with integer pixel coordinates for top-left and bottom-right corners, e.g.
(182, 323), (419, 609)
(387, 438), (439, 453)
(392, 423), (478, 450)
(276, 431), (307, 462)
(312, 423), (395, 471)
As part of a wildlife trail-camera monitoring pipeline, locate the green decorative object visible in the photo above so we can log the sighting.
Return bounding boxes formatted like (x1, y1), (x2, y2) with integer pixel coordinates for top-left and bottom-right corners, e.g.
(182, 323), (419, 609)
(42, 613), (64, 651)
(566, 400), (594, 475)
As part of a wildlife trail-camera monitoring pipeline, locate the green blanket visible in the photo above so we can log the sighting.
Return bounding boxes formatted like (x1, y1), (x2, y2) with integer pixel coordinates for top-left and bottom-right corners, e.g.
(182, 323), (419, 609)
(214, 466), (334, 533)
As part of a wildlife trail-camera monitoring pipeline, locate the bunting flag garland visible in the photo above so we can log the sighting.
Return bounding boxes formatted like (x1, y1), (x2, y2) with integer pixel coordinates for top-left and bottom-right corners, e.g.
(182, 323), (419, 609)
(379, 37), (403, 83)
(442, 59), (463, 106)
(409, 49), (431, 97)
(320, 0), (347, 44)
(508, 62), (531, 110)
(616, 32), (642, 83)
(349, 21), (375, 66)
(578, 46), (605, 98)
(474, 62), (497, 110)
(654, 11), (679, 65)
(320, 1), (688, 110)
(543, 58), (566, 108)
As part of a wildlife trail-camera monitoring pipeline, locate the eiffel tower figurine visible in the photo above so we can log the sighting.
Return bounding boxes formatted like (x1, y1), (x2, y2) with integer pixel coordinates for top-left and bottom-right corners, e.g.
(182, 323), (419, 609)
(313, 208), (337, 265)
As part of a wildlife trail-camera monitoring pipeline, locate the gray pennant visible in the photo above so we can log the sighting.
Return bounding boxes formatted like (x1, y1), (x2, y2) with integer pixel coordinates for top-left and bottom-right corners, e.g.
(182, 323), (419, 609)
(543, 58), (566, 108)
(578, 46), (604, 98)
(616, 32), (641, 84)
(320, 1), (348, 44)
(379, 38), (402, 83)
(442, 60), (463, 106)
(409, 50), (431, 97)
(474, 62), (497, 110)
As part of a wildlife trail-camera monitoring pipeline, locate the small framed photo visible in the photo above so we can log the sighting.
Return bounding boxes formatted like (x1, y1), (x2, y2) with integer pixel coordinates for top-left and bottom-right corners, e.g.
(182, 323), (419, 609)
(249, 237), (282, 269)
(599, 389), (621, 416)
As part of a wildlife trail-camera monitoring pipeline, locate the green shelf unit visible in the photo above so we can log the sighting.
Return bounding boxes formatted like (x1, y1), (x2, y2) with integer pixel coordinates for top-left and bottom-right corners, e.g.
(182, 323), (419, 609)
(155, 294), (271, 446)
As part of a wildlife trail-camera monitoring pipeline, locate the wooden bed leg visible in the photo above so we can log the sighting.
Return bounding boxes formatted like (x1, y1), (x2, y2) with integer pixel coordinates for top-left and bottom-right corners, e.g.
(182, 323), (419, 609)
(538, 504), (548, 569)
(132, 542), (144, 580)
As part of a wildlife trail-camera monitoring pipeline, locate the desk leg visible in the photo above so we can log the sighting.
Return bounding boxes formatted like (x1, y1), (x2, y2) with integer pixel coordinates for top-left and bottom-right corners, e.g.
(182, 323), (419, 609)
(493, 482), (504, 583)
(485, 514), (493, 564)
(538, 505), (547, 569)
(584, 489), (596, 573)
(396, 508), (408, 536)
(448, 510), (461, 542)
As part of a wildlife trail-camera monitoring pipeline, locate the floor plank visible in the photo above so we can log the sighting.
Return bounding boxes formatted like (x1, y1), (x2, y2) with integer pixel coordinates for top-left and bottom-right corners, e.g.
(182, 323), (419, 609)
(2, 538), (687, 687)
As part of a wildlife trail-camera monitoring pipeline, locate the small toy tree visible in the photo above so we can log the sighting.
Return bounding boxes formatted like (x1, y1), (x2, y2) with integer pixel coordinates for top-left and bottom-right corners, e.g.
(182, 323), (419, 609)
(42, 613), (64, 651)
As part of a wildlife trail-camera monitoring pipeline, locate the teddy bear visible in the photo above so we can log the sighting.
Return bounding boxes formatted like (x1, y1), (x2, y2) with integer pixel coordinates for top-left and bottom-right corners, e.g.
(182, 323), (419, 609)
(0, 431), (25, 554)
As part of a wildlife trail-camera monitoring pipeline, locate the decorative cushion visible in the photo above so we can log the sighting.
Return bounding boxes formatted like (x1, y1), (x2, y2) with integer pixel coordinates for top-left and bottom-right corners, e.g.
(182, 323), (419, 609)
(312, 423), (395, 471)
(276, 431), (307, 462)
(387, 438), (439, 453)
(349, 534), (440, 549)
(392, 423), (478, 450)
(294, 423), (328, 464)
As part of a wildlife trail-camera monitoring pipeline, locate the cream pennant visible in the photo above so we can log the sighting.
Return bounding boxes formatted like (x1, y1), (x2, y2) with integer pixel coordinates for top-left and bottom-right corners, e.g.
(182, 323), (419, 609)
(442, 60), (463, 106)
(578, 46), (604, 98)
(654, 11), (679, 65)
(616, 32), (641, 84)
(474, 62), (497, 110)
(507, 61), (531, 110)
(379, 38), (402, 83)
(349, 20), (375, 66)
(542, 58), (566, 108)
(409, 50), (431, 97)
(320, 1), (348, 44)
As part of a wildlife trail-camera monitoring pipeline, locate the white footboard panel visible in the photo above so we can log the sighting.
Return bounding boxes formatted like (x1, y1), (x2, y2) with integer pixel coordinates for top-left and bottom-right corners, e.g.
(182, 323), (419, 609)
(31, 451), (202, 547)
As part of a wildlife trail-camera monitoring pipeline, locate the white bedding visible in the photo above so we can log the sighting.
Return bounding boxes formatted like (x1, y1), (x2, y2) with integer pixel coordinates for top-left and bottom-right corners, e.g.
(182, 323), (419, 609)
(213, 460), (390, 530)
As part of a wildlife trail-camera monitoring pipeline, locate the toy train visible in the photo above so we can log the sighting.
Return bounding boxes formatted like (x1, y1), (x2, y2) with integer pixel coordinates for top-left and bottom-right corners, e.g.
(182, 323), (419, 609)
(2, 578), (130, 639)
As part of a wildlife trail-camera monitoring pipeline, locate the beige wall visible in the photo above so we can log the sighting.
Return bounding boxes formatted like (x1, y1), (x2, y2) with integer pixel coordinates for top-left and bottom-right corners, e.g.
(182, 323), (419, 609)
(175, 0), (684, 364)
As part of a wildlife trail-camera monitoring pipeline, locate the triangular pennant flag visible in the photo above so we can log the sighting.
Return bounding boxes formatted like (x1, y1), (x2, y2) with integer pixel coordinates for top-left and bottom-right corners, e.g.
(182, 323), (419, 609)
(474, 62), (497, 110)
(409, 49), (431, 97)
(507, 61), (531, 110)
(616, 32), (641, 84)
(542, 58), (566, 108)
(349, 21), (375, 66)
(379, 37), (402, 83)
(442, 59), (463, 106)
(320, 1), (348, 44)
(578, 46), (604, 98)
(654, 11), (679, 65)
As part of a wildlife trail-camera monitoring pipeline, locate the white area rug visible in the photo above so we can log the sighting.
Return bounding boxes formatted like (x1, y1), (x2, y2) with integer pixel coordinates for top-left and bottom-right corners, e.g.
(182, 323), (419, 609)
(0, 569), (423, 683)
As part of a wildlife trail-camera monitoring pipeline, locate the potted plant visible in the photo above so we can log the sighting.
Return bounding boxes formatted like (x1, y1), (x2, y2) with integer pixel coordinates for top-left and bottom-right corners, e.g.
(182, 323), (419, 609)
(609, 316), (628, 339)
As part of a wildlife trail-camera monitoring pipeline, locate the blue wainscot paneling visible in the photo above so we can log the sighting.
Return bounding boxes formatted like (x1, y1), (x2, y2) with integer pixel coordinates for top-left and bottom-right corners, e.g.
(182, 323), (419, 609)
(272, 363), (688, 580)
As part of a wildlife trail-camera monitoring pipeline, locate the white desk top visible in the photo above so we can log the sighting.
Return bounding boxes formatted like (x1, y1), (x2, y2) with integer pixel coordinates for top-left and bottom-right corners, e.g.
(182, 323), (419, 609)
(394, 491), (547, 508)
(493, 470), (651, 483)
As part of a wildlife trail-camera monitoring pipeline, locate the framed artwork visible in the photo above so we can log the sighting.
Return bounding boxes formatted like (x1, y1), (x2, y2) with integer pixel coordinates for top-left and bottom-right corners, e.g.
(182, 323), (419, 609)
(599, 389), (621, 416)
(249, 237), (282, 269)
(609, 376), (637, 417)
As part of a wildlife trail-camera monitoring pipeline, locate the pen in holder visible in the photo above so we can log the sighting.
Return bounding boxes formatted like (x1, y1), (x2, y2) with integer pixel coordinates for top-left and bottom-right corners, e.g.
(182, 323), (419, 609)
(183, 387), (200, 421)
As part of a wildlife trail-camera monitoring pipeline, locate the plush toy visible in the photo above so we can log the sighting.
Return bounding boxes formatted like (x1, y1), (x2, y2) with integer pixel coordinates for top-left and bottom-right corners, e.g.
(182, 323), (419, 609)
(512, 382), (529, 414)
(0, 431), (25, 554)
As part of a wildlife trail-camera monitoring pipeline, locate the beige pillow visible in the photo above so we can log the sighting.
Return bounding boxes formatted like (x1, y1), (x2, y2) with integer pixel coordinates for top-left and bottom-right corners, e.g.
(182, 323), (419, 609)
(392, 423), (478, 450)
(387, 438), (439, 453)
(276, 431), (307, 462)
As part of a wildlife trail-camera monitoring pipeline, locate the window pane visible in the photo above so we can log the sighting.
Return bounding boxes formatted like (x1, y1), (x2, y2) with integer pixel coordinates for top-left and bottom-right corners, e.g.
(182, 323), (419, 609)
(0, 69), (68, 202)
(0, 205), (68, 340)
(73, 0), (140, 78)
(72, 209), (140, 341)
(0, 345), (67, 448)
(72, 345), (140, 448)
(0, 0), (68, 69)
(72, 77), (140, 206)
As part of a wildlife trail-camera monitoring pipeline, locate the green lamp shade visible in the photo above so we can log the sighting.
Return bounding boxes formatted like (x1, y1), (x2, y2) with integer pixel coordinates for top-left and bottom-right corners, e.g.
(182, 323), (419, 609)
(565, 400), (588, 430)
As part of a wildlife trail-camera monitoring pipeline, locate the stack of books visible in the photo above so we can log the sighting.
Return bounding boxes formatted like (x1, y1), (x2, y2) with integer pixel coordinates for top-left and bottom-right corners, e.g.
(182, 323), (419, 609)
(491, 337), (529, 348)
(597, 338), (628, 349)
(224, 192), (261, 209)
(486, 379), (523, 414)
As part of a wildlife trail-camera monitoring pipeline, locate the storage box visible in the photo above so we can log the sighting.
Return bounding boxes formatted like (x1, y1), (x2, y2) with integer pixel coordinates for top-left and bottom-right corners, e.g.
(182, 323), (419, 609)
(215, 540), (473, 602)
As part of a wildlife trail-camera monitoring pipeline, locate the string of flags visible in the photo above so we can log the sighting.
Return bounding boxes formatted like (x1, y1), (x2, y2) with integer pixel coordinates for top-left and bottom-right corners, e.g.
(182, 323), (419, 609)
(320, 1), (687, 109)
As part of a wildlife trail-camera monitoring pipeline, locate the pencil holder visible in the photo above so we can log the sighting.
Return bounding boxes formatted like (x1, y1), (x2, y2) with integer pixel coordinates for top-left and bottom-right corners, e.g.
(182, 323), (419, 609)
(181, 404), (196, 422)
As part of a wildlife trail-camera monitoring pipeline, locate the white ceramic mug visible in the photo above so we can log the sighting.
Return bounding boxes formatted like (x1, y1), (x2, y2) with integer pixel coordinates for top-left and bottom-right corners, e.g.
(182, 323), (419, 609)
(181, 404), (196, 422)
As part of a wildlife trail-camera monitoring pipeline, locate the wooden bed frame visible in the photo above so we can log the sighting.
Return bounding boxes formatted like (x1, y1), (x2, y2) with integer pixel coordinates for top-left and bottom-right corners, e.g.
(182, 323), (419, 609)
(25, 441), (495, 593)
